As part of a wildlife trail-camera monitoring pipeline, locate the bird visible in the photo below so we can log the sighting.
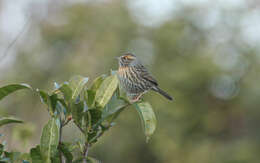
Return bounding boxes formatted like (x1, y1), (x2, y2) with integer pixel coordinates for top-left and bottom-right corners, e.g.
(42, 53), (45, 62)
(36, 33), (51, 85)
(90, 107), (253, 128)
(116, 53), (173, 103)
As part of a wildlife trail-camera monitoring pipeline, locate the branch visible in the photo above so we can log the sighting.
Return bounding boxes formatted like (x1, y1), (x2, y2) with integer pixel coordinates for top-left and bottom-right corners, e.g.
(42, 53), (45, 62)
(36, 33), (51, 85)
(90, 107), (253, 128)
(74, 120), (85, 133)
(62, 115), (72, 127)
(59, 116), (72, 163)
(82, 143), (90, 163)
(0, 17), (31, 63)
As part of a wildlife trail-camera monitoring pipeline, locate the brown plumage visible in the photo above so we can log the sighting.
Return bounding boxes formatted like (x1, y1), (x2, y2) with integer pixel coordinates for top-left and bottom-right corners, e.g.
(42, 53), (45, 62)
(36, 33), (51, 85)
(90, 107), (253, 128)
(116, 53), (173, 102)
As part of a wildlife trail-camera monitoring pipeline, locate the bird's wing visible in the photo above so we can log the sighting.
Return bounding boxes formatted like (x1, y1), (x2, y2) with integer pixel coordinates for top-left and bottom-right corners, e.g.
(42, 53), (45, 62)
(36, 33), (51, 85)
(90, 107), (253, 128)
(135, 64), (158, 86)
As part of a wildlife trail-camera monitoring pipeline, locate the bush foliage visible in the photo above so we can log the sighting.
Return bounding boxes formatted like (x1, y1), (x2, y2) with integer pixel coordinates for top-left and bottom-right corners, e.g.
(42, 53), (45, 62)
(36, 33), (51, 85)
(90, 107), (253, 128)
(0, 72), (156, 163)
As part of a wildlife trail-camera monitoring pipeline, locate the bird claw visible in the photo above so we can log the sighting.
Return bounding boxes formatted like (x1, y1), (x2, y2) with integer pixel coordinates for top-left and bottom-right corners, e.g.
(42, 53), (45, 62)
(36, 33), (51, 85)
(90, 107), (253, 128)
(129, 93), (144, 103)
(130, 98), (140, 103)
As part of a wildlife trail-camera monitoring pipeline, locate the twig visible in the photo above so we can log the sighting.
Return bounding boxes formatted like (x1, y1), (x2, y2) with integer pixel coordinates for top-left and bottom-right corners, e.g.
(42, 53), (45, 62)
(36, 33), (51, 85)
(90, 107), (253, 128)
(89, 130), (104, 144)
(0, 17), (31, 63)
(59, 116), (72, 163)
(62, 115), (72, 127)
(82, 143), (90, 163)
(74, 120), (85, 133)
(59, 122), (64, 163)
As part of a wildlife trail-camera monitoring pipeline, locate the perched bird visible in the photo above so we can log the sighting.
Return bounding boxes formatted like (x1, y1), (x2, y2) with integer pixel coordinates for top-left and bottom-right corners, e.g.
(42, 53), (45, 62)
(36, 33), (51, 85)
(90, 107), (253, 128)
(117, 53), (173, 102)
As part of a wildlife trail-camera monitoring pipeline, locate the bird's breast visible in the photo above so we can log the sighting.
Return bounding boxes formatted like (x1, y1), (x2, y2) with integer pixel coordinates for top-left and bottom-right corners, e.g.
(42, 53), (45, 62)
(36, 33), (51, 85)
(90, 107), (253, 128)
(118, 66), (129, 78)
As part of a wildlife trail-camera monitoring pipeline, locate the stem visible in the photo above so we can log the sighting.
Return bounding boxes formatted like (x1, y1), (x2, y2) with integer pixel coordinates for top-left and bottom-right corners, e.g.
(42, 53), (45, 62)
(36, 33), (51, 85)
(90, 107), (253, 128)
(82, 143), (90, 163)
(59, 128), (65, 163)
(62, 115), (72, 127)
(74, 120), (85, 133)
(59, 119), (65, 163)
(89, 130), (104, 144)
(59, 116), (71, 163)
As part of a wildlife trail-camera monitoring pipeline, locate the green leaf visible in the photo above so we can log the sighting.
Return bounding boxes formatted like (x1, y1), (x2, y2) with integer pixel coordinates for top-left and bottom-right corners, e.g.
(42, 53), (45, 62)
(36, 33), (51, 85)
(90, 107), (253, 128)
(89, 109), (102, 125)
(3, 151), (29, 163)
(71, 101), (85, 128)
(16, 153), (31, 163)
(0, 84), (31, 101)
(90, 75), (106, 92)
(134, 102), (157, 142)
(0, 143), (4, 156)
(49, 94), (58, 114)
(69, 76), (89, 101)
(86, 75), (106, 107)
(89, 109), (103, 131)
(0, 117), (23, 127)
(58, 83), (72, 101)
(95, 74), (119, 108)
(58, 143), (73, 163)
(86, 90), (95, 107)
(106, 107), (125, 124)
(30, 145), (43, 163)
(102, 95), (128, 119)
(56, 99), (68, 115)
(92, 92), (128, 130)
(40, 118), (60, 163)
(37, 90), (60, 115)
(50, 149), (61, 163)
(37, 90), (49, 105)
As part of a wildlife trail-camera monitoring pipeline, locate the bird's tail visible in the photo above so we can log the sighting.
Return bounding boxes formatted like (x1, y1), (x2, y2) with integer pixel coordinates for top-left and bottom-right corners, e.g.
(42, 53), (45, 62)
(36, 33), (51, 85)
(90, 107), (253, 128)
(153, 87), (173, 101)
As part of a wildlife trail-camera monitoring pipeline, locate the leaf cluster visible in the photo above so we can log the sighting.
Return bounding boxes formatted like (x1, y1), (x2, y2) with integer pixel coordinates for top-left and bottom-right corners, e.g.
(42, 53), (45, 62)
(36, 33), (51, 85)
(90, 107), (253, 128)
(0, 72), (157, 162)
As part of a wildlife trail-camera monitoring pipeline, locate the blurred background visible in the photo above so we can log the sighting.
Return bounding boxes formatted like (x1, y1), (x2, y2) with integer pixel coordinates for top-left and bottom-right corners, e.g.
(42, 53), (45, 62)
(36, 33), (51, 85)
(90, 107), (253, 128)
(1, 0), (260, 162)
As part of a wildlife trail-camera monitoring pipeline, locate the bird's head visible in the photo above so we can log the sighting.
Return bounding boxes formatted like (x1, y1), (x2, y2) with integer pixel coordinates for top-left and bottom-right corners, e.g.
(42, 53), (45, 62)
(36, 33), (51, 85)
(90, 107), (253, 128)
(117, 53), (137, 67)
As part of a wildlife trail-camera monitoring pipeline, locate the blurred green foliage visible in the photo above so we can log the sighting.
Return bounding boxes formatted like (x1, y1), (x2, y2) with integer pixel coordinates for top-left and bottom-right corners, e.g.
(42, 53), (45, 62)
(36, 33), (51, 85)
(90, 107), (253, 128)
(0, 73), (156, 162)
(1, 0), (260, 163)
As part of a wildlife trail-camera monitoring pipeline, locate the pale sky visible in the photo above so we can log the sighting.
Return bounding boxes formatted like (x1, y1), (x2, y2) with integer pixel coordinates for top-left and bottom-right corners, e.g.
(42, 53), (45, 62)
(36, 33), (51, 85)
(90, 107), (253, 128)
(0, 0), (252, 38)
(0, 0), (259, 69)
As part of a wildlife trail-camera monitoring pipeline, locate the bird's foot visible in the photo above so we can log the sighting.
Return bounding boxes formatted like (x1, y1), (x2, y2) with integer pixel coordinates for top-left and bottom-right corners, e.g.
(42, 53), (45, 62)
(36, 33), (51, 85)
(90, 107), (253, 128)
(129, 93), (144, 103)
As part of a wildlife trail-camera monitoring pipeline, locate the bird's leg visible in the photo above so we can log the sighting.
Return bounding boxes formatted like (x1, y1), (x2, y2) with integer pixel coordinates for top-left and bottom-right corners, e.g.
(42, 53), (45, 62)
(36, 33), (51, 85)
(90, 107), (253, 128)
(129, 93), (145, 103)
